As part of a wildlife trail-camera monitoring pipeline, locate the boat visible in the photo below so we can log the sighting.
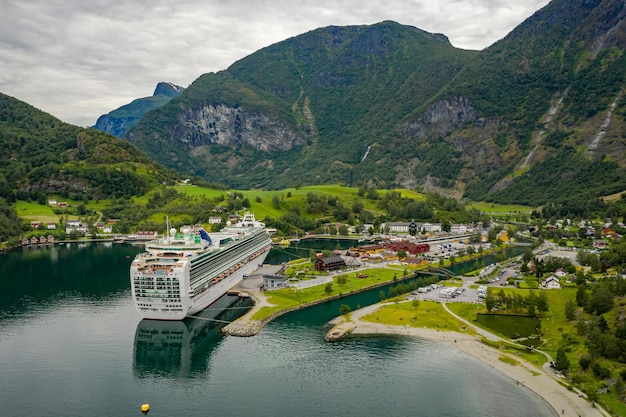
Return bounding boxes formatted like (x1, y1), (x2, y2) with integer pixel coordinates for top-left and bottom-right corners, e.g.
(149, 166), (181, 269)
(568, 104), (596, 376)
(130, 212), (272, 320)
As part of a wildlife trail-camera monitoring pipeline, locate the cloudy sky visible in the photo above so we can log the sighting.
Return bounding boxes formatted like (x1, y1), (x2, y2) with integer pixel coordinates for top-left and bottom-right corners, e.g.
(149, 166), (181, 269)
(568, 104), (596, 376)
(0, 0), (550, 127)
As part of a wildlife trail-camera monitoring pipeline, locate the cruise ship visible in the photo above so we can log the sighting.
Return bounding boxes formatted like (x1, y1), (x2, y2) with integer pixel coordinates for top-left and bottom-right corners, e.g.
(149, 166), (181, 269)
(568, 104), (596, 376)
(130, 213), (272, 320)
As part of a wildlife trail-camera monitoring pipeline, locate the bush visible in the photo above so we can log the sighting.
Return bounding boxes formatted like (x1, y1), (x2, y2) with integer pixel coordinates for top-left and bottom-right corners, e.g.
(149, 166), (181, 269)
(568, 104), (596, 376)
(579, 356), (592, 371)
(592, 362), (611, 379)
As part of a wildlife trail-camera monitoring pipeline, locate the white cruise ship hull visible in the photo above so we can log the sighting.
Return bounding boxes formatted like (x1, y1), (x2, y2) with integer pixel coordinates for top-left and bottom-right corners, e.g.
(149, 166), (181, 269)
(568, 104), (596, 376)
(130, 213), (271, 320)
(131, 248), (269, 320)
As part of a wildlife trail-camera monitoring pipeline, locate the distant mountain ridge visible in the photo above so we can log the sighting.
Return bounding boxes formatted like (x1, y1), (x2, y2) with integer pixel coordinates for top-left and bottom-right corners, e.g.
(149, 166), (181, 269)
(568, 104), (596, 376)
(118, 0), (625, 205)
(93, 81), (184, 137)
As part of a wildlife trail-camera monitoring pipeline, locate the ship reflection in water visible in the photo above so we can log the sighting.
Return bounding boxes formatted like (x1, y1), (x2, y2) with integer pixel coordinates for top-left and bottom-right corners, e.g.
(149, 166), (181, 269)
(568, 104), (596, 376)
(133, 294), (252, 378)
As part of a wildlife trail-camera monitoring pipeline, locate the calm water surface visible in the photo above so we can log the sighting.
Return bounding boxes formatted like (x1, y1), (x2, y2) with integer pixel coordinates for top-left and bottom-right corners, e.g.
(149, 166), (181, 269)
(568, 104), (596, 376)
(0, 243), (555, 417)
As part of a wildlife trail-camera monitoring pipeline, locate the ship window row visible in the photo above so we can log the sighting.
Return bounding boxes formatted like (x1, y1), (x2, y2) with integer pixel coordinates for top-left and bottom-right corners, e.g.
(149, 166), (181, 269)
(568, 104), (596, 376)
(189, 234), (268, 284)
(134, 279), (180, 286)
(190, 231), (266, 269)
(190, 247), (246, 284)
(134, 285), (180, 290)
(188, 236), (268, 288)
(135, 292), (181, 301)
(136, 297), (181, 303)
(189, 246), (267, 290)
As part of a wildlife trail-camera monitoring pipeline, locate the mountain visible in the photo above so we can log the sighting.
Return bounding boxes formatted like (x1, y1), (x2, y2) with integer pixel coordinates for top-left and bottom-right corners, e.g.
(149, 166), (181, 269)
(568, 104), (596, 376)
(93, 82), (184, 137)
(125, 0), (626, 205)
(125, 21), (477, 189)
(418, 0), (626, 204)
(0, 92), (176, 204)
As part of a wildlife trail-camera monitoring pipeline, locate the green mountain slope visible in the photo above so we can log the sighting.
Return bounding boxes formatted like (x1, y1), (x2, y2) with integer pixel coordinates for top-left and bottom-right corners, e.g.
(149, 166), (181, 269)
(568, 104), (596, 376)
(125, 1), (626, 205)
(126, 21), (477, 189)
(0, 92), (176, 204)
(397, 0), (626, 204)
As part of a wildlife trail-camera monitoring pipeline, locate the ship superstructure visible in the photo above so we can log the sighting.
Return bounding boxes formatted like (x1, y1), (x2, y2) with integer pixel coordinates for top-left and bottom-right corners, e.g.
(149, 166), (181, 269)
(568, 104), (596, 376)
(130, 213), (271, 320)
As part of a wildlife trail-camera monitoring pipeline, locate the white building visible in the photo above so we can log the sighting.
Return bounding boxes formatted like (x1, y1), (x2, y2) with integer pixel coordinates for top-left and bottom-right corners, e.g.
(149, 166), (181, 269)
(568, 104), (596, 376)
(263, 275), (287, 291)
(541, 275), (561, 289)
(554, 269), (568, 278)
(65, 220), (87, 235)
(450, 224), (468, 234)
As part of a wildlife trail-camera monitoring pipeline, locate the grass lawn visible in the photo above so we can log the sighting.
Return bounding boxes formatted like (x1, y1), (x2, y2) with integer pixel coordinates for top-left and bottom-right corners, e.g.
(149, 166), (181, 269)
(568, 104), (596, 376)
(251, 267), (405, 321)
(16, 200), (63, 223)
(164, 184), (428, 222)
(360, 300), (477, 335)
(167, 185), (226, 199)
(467, 201), (534, 214)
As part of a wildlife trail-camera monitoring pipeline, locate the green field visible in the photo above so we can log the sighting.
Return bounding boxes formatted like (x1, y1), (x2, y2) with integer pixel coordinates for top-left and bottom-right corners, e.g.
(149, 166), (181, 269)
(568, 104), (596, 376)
(170, 184), (426, 221)
(467, 201), (535, 214)
(251, 267), (402, 321)
(361, 300), (477, 335)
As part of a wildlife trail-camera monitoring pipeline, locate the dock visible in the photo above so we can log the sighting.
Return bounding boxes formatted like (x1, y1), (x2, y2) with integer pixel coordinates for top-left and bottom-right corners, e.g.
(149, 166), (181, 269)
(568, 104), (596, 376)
(221, 264), (283, 337)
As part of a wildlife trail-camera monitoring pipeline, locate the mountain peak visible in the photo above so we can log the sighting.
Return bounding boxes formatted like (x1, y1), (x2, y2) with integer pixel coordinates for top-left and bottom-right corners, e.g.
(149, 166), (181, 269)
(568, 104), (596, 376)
(153, 82), (185, 98)
(93, 82), (185, 137)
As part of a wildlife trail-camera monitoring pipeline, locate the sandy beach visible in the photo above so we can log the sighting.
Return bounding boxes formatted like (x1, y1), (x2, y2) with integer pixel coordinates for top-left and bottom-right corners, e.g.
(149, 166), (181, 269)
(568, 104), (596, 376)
(329, 304), (611, 417)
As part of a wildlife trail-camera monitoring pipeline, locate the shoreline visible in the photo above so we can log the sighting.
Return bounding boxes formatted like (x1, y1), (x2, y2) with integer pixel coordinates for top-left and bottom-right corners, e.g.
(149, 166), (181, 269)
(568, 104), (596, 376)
(327, 305), (609, 417)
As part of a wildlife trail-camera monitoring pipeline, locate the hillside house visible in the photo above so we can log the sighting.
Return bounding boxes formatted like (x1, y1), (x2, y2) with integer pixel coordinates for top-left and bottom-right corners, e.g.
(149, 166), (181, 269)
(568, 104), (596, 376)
(65, 220), (87, 234)
(554, 269), (568, 278)
(540, 275), (561, 289)
(593, 240), (609, 249)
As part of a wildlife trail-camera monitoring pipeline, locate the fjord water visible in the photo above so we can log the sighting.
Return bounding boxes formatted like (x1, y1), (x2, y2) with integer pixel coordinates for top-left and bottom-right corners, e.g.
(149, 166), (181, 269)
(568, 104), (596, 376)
(0, 243), (556, 417)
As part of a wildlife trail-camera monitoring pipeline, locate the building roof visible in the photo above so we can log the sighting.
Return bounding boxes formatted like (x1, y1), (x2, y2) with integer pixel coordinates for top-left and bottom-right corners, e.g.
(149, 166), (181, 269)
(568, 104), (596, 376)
(318, 256), (345, 264)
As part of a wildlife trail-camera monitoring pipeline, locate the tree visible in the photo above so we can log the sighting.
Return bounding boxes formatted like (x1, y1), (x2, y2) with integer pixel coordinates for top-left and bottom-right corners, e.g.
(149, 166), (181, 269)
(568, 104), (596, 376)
(379, 289), (386, 301)
(588, 283), (614, 314)
(537, 291), (549, 313)
(339, 304), (351, 315)
(485, 290), (496, 312)
(555, 347), (570, 373)
(412, 299), (420, 310)
(576, 285), (589, 307)
(564, 300), (576, 321)
(337, 275), (347, 285)
(324, 282), (333, 295)
(271, 195), (280, 209)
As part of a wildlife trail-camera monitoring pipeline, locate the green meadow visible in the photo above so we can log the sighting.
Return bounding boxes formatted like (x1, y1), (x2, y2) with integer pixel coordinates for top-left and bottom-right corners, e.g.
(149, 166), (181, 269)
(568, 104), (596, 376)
(467, 201), (535, 214)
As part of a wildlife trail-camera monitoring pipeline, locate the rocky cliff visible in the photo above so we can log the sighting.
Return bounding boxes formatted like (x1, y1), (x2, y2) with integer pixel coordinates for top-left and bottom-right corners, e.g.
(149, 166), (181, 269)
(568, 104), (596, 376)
(121, 0), (626, 204)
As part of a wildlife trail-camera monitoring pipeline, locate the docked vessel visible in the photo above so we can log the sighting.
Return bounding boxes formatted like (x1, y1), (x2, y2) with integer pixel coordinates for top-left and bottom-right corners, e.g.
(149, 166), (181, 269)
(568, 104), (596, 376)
(130, 213), (272, 320)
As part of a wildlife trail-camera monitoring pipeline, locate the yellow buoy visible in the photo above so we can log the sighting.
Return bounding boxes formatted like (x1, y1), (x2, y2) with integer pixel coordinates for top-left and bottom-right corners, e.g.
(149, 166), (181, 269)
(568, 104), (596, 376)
(141, 403), (150, 414)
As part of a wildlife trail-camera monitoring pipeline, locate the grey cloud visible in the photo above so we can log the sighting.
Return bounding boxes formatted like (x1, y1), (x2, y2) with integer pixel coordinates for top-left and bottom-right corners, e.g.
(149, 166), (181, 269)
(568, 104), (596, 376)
(0, 0), (549, 127)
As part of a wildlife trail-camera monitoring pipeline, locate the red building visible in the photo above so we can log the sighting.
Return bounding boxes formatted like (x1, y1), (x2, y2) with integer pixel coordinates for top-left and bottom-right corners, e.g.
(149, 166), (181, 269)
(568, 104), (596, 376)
(384, 240), (430, 255)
